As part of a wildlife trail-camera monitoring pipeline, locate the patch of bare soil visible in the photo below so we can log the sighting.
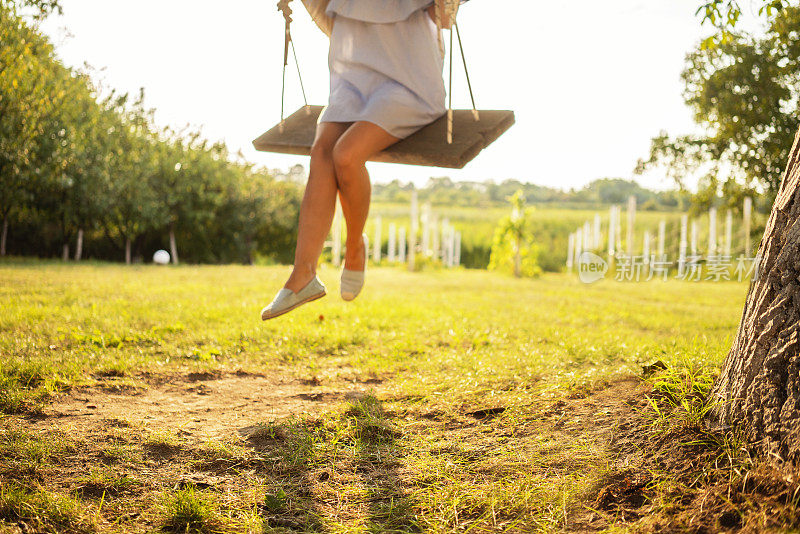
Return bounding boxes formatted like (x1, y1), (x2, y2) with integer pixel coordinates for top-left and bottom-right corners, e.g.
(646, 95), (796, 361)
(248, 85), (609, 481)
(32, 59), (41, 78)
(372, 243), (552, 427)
(40, 372), (379, 441)
(572, 376), (800, 533)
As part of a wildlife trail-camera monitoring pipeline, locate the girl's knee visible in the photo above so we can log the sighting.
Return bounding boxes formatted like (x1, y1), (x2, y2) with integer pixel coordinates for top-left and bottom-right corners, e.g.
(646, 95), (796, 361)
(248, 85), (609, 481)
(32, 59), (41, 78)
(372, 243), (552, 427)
(332, 141), (364, 177)
(310, 138), (335, 162)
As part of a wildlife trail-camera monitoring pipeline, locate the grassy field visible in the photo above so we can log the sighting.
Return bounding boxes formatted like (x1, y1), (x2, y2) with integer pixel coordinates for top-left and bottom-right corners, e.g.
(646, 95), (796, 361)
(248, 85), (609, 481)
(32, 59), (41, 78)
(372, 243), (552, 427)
(2, 260), (796, 533)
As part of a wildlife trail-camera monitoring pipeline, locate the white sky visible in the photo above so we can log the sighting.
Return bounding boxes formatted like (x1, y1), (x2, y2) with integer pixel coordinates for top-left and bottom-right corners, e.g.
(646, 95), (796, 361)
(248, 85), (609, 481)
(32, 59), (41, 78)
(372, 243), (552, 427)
(41, 0), (715, 190)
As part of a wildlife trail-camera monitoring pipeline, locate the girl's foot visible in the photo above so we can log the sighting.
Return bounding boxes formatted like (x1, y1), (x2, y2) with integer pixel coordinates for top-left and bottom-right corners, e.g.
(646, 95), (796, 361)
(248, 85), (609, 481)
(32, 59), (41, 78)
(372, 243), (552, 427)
(341, 234), (368, 301)
(261, 276), (326, 320)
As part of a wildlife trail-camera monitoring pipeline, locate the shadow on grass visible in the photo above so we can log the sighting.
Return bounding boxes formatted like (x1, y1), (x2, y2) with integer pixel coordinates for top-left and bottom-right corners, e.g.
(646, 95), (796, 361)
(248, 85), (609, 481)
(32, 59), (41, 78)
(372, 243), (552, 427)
(239, 394), (419, 532)
(346, 396), (420, 533)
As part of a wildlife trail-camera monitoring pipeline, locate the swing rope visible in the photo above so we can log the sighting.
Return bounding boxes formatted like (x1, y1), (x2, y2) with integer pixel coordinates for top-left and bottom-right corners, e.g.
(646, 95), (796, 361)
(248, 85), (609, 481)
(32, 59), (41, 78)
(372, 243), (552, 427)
(454, 22), (479, 122)
(278, 0), (308, 132)
(437, 2), (480, 144)
(447, 15), (454, 144)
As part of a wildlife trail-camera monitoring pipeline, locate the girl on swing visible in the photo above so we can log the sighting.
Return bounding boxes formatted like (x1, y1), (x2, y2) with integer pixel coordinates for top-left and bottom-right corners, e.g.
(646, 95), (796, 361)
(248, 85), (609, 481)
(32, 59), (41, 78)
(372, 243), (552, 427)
(262, 0), (456, 320)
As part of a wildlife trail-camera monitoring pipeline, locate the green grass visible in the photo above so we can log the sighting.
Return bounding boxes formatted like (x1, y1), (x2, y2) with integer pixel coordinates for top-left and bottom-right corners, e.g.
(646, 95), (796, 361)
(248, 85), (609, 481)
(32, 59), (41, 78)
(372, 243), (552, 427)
(163, 487), (221, 533)
(0, 260), (758, 532)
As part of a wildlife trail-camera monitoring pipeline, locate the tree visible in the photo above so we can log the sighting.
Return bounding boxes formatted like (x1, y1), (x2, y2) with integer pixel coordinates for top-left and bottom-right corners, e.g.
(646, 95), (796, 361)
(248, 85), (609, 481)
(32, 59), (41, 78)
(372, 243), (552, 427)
(0, 5), (58, 255)
(488, 190), (541, 278)
(101, 92), (160, 264)
(677, 0), (800, 460)
(711, 129), (800, 460)
(638, 5), (800, 199)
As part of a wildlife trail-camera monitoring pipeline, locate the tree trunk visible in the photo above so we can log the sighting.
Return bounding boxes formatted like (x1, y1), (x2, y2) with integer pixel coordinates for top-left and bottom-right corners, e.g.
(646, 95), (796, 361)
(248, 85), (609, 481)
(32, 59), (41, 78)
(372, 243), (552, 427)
(711, 127), (800, 461)
(169, 223), (179, 265)
(125, 236), (132, 265)
(74, 229), (84, 261)
(62, 243), (70, 261)
(1, 215), (7, 256)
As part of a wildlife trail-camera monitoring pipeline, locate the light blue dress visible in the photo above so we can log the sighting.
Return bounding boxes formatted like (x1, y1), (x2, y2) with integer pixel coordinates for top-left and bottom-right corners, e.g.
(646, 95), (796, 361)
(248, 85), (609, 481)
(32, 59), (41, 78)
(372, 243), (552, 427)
(318, 0), (446, 139)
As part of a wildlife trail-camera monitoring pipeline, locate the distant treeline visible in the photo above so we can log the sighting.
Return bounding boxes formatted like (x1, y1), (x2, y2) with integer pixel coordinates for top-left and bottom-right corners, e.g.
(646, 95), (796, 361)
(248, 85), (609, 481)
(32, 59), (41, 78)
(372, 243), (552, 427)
(372, 177), (692, 211)
(1, 3), (302, 264)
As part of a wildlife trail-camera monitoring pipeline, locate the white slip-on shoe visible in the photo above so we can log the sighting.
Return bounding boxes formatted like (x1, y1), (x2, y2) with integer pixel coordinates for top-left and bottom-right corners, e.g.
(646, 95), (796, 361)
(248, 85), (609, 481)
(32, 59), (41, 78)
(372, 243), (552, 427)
(341, 233), (368, 302)
(261, 275), (326, 320)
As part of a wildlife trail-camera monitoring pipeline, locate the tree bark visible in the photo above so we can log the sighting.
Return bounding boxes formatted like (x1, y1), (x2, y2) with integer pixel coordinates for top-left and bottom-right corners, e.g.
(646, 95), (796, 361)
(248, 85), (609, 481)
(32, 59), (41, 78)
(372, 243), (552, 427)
(1, 215), (7, 256)
(62, 243), (70, 262)
(74, 229), (84, 261)
(125, 236), (132, 265)
(711, 127), (800, 461)
(169, 223), (179, 265)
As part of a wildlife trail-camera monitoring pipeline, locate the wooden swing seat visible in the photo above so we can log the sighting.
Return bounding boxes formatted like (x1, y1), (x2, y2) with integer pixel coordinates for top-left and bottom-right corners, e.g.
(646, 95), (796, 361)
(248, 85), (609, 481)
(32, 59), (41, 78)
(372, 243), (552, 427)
(252, 105), (515, 169)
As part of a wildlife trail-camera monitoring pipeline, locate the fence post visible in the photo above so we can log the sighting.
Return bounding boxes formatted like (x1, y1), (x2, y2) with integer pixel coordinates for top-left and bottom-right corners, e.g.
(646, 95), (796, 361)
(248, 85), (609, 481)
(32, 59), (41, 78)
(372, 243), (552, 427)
(421, 202), (432, 257)
(568, 233), (575, 271)
(607, 206), (616, 257)
(626, 195), (636, 256)
(373, 216), (382, 263)
(408, 191), (418, 271)
(398, 226), (407, 263)
(708, 207), (717, 257)
(679, 214), (688, 276)
(724, 210), (732, 256)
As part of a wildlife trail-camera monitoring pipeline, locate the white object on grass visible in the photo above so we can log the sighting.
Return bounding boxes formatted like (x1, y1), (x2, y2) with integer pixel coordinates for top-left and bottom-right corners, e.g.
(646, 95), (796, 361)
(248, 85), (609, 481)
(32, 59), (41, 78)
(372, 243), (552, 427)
(153, 250), (171, 265)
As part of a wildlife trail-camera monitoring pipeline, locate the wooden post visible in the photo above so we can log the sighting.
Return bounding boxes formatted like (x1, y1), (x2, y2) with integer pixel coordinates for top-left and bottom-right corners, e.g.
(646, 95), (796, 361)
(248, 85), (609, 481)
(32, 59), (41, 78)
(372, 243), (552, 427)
(74, 229), (84, 261)
(454, 231), (461, 267)
(626, 195), (636, 256)
(725, 210), (733, 256)
(432, 214), (440, 261)
(388, 222), (397, 262)
(643, 231), (651, 267)
(442, 224), (450, 267)
(615, 206), (623, 254)
(743, 197), (752, 256)
(679, 214), (688, 276)
(607, 206), (616, 257)
(398, 226), (407, 263)
(658, 220), (666, 257)
(567, 233), (575, 271)
(421, 202), (431, 257)
(584, 221), (592, 250)
(448, 225), (456, 267)
(708, 207), (717, 256)
(691, 219), (698, 255)
(575, 228), (583, 267)
(594, 214), (601, 251)
(440, 217), (450, 264)
(408, 191), (418, 271)
(373, 216), (382, 263)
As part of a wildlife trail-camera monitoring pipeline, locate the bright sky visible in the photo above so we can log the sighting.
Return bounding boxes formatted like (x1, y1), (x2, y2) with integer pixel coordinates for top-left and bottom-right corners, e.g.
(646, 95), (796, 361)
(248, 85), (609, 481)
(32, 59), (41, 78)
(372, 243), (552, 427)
(41, 0), (714, 190)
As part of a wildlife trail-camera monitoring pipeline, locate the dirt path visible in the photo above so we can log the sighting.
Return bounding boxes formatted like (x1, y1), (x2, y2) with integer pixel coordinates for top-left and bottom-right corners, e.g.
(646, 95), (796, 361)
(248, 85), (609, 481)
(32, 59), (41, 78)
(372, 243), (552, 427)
(42, 372), (379, 441)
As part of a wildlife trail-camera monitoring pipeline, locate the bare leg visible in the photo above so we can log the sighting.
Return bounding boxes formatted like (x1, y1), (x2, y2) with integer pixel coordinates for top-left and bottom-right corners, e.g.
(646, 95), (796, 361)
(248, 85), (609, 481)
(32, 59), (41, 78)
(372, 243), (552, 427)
(284, 122), (350, 293)
(332, 121), (401, 271)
